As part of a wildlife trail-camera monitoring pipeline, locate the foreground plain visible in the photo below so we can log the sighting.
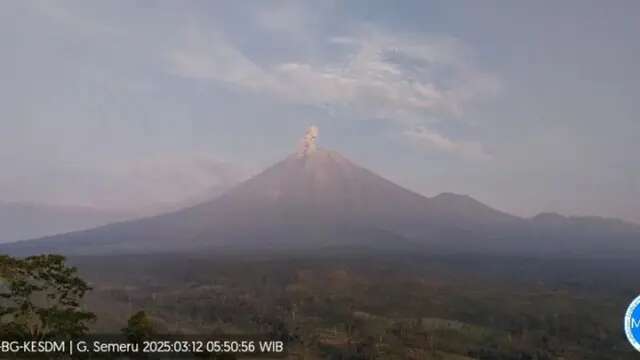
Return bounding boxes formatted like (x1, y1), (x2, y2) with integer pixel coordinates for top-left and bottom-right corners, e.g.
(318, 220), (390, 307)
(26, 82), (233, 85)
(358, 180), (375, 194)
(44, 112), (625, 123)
(70, 253), (637, 359)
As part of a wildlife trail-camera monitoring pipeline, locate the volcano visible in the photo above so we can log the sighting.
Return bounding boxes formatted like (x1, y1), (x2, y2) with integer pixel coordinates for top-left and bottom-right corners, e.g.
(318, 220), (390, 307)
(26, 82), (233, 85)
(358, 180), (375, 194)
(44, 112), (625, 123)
(4, 128), (640, 257)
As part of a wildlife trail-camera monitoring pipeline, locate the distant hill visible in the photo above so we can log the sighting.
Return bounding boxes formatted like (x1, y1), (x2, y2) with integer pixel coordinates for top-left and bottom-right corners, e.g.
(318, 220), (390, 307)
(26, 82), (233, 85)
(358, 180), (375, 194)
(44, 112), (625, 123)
(4, 144), (639, 258)
(0, 202), (132, 243)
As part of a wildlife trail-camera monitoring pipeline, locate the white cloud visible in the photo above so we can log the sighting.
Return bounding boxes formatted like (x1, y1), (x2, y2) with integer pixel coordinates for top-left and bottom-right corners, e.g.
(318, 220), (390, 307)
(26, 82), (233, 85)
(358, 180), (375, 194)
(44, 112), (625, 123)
(0, 153), (248, 214)
(255, 1), (310, 34)
(328, 36), (358, 45)
(75, 154), (248, 215)
(170, 27), (271, 90)
(169, 24), (499, 159)
(404, 127), (491, 161)
(107, 154), (247, 208)
(30, 0), (118, 34)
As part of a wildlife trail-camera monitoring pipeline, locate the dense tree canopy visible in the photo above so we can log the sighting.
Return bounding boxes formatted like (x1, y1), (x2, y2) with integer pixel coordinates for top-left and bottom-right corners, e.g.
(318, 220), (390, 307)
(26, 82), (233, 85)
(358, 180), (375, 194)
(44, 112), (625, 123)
(122, 310), (154, 344)
(0, 254), (95, 339)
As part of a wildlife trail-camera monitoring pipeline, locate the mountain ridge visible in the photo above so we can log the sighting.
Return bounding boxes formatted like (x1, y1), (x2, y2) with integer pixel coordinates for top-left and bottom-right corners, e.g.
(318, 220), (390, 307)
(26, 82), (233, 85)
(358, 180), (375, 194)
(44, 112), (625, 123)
(0, 201), (133, 244)
(3, 147), (639, 257)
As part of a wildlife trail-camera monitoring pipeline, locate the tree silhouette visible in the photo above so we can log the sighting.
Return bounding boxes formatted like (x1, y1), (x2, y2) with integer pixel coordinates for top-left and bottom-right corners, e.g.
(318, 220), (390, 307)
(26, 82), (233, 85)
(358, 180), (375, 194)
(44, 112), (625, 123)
(0, 254), (95, 339)
(122, 310), (154, 344)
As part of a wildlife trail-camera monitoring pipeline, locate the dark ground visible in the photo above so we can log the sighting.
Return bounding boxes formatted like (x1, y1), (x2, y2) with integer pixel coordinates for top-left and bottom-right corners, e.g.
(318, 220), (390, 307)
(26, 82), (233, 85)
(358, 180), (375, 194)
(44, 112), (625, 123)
(70, 252), (639, 359)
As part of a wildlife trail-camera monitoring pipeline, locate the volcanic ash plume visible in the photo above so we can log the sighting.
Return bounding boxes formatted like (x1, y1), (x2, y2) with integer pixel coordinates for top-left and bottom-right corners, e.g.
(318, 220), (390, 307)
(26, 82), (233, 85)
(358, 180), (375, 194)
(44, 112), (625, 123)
(297, 126), (319, 157)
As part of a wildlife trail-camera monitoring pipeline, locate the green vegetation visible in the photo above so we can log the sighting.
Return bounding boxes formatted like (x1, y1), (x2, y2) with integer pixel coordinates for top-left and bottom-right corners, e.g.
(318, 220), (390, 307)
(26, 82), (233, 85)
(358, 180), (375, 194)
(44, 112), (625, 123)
(74, 254), (637, 359)
(122, 310), (154, 344)
(0, 254), (95, 340)
(0, 252), (635, 358)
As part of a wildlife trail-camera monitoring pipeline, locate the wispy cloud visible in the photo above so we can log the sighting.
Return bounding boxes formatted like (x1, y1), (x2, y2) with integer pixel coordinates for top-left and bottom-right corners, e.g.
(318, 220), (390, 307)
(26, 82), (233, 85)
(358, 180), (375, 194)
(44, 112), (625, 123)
(0, 152), (247, 213)
(29, 0), (118, 34)
(169, 23), (499, 159)
(255, 1), (311, 35)
(404, 127), (491, 160)
(97, 153), (247, 210)
(169, 26), (269, 90)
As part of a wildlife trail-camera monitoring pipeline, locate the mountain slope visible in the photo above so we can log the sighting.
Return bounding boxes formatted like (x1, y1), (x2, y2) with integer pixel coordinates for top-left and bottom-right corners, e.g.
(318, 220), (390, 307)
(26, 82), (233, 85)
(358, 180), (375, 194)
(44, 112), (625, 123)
(519, 212), (640, 256)
(4, 148), (639, 257)
(0, 202), (133, 243)
(3, 149), (513, 255)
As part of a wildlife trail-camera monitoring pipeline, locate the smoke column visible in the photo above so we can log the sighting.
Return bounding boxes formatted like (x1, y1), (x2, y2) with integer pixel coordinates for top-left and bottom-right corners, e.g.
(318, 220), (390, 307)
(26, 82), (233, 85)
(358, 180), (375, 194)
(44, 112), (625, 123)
(298, 126), (319, 157)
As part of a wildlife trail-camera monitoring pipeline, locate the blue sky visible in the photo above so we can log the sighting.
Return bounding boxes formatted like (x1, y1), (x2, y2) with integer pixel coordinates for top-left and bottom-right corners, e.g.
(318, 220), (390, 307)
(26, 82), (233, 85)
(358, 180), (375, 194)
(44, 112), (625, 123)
(1, 1), (639, 222)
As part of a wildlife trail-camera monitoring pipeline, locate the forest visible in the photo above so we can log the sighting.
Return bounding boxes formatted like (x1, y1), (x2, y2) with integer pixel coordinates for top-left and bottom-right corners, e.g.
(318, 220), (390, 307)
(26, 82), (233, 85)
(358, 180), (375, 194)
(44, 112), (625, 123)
(11, 252), (628, 359)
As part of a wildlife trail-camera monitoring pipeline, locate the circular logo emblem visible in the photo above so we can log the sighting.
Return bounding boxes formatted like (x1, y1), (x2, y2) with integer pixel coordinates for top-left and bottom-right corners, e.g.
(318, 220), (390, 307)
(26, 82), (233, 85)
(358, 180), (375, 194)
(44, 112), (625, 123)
(625, 295), (640, 351)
